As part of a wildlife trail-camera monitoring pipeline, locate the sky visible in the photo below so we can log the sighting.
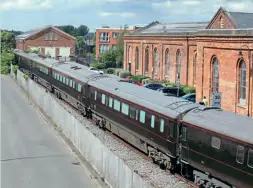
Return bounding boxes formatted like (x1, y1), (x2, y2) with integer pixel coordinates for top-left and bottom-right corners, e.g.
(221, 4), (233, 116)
(1, 0), (253, 32)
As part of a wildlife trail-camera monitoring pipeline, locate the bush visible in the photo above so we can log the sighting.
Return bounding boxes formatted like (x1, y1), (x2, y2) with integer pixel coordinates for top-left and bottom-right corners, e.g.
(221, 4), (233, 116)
(13, 65), (18, 75)
(131, 75), (150, 82)
(119, 70), (131, 78)
(90, 62), (106, 69)
(115, 69), (123, 76)
(182, 86), (196, 94)
(1, 65), (10, 74)
(106, 68), (114, 74)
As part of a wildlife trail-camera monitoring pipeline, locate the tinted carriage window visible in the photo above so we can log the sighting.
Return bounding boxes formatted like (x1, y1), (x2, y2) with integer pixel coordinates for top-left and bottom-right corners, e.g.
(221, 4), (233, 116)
(113, 99), (120, 111)
(139, 110), (146, 124)
(66, 78), (69, 85)
(160, 119), (164, 133)
(151, 115), (155, 128)
(94, 91), (97, 100)
(211, 137), (221, 149)
(57, 74), (60, 80)
(72, 81), (75, 89)
(248, 149), (253, 168)
(77, 84), (82, 92)
(236, 145), (245, 164)
(69, 80), (73, 87)
(101, 94), (106, 104)
(170, 123), (174, 137)
(60, 75), (62, 82)
(129, 106), (138, 120)
(109, 97), (113, 108)
(182, 126), (187, 141)
(63, 76), (66, 84)
(121, 103), (129, 115)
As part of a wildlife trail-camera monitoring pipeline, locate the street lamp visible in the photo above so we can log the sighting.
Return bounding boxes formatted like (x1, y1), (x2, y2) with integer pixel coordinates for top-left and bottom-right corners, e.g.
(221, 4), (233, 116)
(238, 45), (252, 117)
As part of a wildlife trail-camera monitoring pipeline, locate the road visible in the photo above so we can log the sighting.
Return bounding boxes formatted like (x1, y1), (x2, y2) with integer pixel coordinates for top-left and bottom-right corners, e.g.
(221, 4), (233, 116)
(1, 75), (103, 188)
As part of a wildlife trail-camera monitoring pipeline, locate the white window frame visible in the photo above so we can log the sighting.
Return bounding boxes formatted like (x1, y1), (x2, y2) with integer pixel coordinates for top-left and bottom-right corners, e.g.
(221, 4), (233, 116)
(211, 136), (221, 149)
(151, 115), (155, 128)
(94, 91), (97, 100)
(160, 119), (164, 133)
(247, 149), (253, 168)
(121, 102), (129, 115)
(139, 110), (146, 124)
(113, 99), (120, 111)
(236, 145), (245, 164)
(101, 94), (106, 104)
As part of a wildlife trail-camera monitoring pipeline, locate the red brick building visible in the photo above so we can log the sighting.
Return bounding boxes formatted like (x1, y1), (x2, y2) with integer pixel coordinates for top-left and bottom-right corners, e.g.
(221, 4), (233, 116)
(15, 25), (76, 58)
(95, 25), (145, 59)
(124, 7), (253, 117)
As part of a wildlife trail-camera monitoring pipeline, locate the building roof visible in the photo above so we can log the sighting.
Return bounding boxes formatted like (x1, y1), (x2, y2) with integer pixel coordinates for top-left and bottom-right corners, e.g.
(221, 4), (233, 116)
(197, 28), (253, 37)
(227, 11), (253, 29)
(126, 21), (208, 36)
(15, 25), (76, 40)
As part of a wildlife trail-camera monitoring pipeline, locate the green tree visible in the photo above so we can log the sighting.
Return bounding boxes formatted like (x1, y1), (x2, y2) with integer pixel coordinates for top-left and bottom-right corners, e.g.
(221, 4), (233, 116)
(75, 25), (89, 36)
(76, 36), (87, 56)
(100, 48), (117, 68)
(1, 51), (14, 74)
(56, 25), (89, 37)
(1, 31), (16, 52)
(114, 25), (130, 68)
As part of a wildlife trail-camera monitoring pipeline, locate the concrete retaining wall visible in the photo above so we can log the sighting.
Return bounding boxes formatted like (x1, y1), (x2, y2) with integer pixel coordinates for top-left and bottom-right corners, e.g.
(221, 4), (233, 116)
(16, 70), (152, 188)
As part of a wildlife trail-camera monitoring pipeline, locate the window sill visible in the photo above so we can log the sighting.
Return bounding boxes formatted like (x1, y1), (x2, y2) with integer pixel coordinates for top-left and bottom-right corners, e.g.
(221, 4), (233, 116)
(237, 104), (246, 109)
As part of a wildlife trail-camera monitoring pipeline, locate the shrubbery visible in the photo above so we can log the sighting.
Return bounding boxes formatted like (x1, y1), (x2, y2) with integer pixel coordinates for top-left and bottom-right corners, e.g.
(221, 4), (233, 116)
(90, 62), (106, 69)
(119, 70), (131, 78)
(106, 68), (114, 74)
(130, 75), (150, 82)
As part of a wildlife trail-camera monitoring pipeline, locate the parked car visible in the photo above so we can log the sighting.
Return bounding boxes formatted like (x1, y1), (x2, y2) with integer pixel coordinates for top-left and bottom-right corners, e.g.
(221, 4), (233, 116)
(158, 87), (185, 97)
(181, 93), (196, 103)
(143, 83), (164, 90)
(88, 67), (104, 74)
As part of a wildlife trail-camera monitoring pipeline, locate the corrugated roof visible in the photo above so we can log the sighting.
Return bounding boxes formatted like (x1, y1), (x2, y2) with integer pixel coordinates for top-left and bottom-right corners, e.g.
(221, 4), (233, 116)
(227, 11), (253, 29)
(128, 22), (208, 36)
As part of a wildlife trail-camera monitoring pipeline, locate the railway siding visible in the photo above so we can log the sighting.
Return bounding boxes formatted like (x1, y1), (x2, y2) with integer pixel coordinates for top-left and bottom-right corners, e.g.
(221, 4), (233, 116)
(15, 70), (190, 188)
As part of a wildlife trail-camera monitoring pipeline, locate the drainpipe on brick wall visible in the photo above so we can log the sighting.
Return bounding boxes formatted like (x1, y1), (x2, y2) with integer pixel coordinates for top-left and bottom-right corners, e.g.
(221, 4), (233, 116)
(186, 37), (189, 85)
(248, 51), (252, 117)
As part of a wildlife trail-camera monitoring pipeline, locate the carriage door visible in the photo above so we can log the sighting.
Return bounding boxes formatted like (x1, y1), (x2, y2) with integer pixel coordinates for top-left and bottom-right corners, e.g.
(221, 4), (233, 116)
(82, 84), (90, 107)
(180, 124), (189, 162)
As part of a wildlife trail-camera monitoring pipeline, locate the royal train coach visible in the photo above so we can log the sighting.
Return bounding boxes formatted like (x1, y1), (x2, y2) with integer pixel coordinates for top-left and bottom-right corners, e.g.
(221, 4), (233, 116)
(13, 49), (253, 188)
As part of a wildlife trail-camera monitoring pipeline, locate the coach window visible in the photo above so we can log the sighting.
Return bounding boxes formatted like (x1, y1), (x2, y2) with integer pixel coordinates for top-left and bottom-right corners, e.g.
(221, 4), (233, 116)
(182, 126), (187, 141)
(211, 136), (221, 149)
(77, 83), (82, 92)
(248, 149), (253, 168)
(60, 75), (63, 82)
(94, 91), (97, 100)
(66, 78), (69, 85)
(236, 145), (245, 164)
(151, 115), (155, 128)
(139, 110), (146, 124)
(73, 81), (75, 89)
(121, 102), (129, 115)
(170, 123), (174, 137)
(130, 106), (138, 120)
(113, 99), (120, 111)
(109, 97), (113, 108)
(101, 94), (106, 104)
(57, 74), (60, 80)
(63, 76), (66, 84)
(69, 80), (73, 87)
(160, 119), (164, 133)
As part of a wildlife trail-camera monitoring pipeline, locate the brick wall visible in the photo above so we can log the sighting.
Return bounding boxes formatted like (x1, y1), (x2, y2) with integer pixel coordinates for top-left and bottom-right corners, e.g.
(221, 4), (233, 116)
(196, 37), (253, 117)
(16, 28), (76, 55)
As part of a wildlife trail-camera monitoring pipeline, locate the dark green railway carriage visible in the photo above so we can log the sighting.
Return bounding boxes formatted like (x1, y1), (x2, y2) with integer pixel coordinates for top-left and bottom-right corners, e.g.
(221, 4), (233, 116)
(181, 107), (253, 188)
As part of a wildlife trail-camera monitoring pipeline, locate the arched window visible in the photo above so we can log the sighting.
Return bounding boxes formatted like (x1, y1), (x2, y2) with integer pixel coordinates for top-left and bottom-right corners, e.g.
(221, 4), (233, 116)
(165, 49), (170, 77)
(239, 60), (246, 105)
(176, 50), (181, 81)
(212, 56), (219, 92)
(153, 48), (158, 74)
(193, 52), (197, 85)
(135, 47), (139, 70)
(128, 46), (132, 63)
(145, 47), (149, 72)
(219, 16), (224, 29)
